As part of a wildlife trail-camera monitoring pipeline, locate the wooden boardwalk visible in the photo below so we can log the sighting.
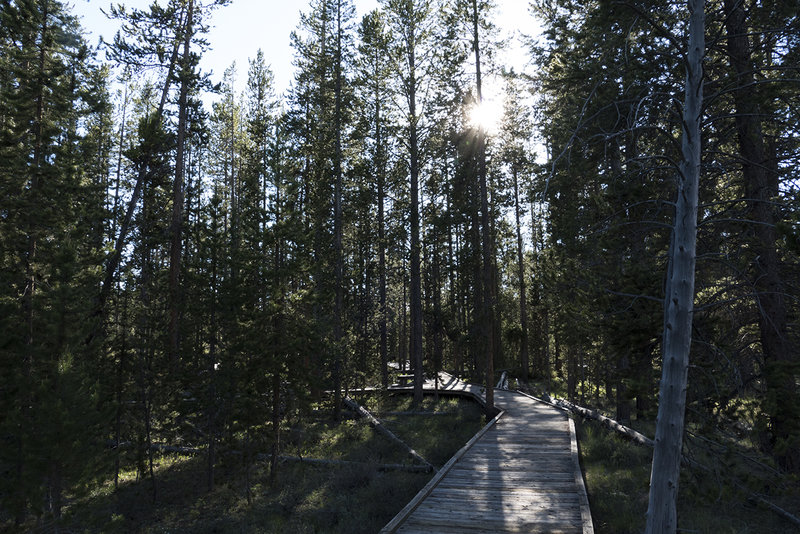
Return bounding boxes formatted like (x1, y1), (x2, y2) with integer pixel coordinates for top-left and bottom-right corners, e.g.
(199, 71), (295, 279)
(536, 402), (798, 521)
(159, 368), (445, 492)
(382, 373), (593, 534)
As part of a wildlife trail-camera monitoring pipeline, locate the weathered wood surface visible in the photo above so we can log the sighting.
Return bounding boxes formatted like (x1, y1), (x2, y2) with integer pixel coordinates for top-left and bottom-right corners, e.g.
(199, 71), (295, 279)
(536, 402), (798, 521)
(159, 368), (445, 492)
(383, 373), (593, 534)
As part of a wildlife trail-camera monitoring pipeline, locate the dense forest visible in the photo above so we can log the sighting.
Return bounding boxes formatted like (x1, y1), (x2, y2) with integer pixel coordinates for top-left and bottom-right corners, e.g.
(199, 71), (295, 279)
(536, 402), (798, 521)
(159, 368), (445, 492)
(1, 0), (798, 531)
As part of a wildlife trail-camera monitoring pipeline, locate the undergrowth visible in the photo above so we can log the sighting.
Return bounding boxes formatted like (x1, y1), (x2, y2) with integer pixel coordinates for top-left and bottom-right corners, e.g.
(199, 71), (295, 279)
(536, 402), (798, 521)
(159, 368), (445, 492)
(576, 417), (799, 533)
(14, 393), (482, 534)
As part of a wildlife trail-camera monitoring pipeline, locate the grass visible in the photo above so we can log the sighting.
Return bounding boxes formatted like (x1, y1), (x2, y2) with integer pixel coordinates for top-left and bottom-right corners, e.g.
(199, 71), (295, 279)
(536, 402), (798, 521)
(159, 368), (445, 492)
(22, 392), (483, 534)
(576, 417), (799, 533)
(356, 393), (485, 467)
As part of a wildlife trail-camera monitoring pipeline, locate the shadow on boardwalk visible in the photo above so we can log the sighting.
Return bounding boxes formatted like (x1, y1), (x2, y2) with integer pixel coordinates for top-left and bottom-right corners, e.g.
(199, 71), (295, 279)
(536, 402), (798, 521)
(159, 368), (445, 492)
(382, 373), (594, 534)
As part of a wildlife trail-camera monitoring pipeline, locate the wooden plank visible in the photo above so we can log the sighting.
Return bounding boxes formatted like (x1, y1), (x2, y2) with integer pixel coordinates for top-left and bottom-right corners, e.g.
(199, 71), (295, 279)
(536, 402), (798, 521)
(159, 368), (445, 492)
(478, 433), (570, 441)
(418, 501), (580, 516)
(480, 434), (570, 442)
(435, 480), (579, 492)
(408, 506), (581, 524)
(430, 486), (582, 501)
(435, 477), (577, 489)
(423, 495), (581, 512)
(400, 523), (582, 534)
(452, 463), (575, 475)
(455, 454), (574, 466)
(401, 510), (583, 532)
(467, 446), (572, 455)
(399, 522), (580, 534)
(458, 442), (572, 452)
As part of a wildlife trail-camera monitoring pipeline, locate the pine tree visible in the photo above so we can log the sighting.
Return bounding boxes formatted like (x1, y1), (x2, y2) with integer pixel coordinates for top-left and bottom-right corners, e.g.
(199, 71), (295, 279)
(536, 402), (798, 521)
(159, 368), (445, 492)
(383, 0), (437, 406)
(498, 70), (534, 382)
(356, 9), (394, 388)
(721, 0), (800, 472)
(0, 0), (110, 523)
(290, 0), (356, 417)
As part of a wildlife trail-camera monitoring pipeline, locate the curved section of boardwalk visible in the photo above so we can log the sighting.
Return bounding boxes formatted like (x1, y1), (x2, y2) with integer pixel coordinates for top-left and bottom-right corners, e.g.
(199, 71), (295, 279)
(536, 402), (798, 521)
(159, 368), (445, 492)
(383, 375), (593, 534)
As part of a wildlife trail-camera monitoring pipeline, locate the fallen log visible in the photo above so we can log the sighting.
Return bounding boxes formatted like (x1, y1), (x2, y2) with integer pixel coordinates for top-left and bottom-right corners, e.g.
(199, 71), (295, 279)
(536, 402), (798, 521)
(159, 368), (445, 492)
(264, 454), (432, 473)
(748, 494), (800, 528)
(152, 443), (202, 455)
(106, 440), (202, 455)
(343, 396), (437, 472)
(546, 395), (654, 447)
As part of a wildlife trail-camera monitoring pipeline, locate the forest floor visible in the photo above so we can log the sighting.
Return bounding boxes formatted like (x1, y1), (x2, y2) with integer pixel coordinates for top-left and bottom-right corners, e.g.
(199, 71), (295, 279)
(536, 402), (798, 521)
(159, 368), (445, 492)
(578, 415), (800, 533)
(32, 393), (483, 534)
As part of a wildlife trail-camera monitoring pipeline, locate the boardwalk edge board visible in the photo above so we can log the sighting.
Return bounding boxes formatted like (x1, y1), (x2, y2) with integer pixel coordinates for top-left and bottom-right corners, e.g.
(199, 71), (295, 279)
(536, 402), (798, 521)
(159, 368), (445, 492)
(380, 407), (506, 533)
(568, 417), (595, 534)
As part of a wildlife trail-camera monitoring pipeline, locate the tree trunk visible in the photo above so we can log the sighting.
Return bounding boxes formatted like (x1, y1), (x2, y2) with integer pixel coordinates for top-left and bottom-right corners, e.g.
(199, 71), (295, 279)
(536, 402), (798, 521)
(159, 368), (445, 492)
(513, 166), (530, 382)
(433, 236), (443, 392)
(567, 347), (576, 402)
(206, 184), (220, 493)
(723, 0), (799, 472)
(401, 263), (408, 372)
(332, 0), (345, 421)
(377, 85), (389, 390)
(169, 0), (193, 364)
(138, 185), (158, 505)
(645, 1), (703, 530)
(93, 8), (186, 330)
(408, 40), (424, 408)
(616, 353), (631, 425)
(472, 0), (494, 413)
(270, 371), (281, 483)
(114, 287), (129, 490)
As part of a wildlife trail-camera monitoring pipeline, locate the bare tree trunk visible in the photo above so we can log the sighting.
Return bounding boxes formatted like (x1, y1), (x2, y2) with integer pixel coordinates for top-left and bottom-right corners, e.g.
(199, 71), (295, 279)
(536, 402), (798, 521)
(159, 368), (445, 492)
(169, 0), (193, 364)
(645, 1), (703, 530)
(93, 8), (186, 330)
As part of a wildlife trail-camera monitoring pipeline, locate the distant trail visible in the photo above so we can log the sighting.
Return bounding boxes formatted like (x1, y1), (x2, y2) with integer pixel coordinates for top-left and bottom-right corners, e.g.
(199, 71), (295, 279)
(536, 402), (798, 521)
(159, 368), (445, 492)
(382, 372), (593, 534)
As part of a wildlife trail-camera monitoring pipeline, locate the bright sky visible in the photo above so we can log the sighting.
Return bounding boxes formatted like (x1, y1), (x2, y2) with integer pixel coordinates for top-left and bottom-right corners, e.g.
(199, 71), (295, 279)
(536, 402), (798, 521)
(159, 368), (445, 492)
(71, 0), (538, 99)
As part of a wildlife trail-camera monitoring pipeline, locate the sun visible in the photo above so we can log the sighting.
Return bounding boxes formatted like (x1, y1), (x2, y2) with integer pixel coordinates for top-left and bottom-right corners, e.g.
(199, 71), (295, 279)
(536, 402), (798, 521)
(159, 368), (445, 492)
(468, 98), (503, 135)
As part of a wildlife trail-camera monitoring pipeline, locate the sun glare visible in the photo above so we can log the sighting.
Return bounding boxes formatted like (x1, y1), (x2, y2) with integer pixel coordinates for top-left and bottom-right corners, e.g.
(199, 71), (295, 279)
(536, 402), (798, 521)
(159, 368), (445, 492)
(469, 98), (503, 135)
